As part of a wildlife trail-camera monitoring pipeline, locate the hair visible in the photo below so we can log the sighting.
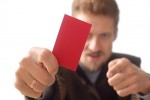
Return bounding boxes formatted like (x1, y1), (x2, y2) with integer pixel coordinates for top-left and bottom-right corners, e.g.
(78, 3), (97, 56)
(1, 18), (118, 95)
(72, 0), (119, 28)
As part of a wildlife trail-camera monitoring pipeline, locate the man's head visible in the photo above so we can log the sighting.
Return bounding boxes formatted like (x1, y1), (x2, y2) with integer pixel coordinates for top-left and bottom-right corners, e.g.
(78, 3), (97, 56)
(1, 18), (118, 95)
(72, 0), (119, 28)
(72, 0), (119, 72)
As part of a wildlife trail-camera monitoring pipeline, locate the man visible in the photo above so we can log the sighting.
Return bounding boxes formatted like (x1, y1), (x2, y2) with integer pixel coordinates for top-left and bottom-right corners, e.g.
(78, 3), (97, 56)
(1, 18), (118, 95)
(15, 0), (150, 100)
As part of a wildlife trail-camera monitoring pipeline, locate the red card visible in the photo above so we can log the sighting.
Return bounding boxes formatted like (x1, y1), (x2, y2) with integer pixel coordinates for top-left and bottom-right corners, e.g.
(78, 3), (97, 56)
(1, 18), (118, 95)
(52, 14), (91, 71)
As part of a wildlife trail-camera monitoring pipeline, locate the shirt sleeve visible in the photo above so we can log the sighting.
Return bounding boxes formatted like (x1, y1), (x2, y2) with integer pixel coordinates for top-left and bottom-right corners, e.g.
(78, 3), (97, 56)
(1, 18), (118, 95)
(136, 93), (150, 100)
(25, 86), (55, 100)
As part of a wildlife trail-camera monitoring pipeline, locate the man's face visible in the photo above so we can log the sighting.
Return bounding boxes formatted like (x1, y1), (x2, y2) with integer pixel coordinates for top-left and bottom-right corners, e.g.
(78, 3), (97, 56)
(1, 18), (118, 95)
(76, 13), (117, 72)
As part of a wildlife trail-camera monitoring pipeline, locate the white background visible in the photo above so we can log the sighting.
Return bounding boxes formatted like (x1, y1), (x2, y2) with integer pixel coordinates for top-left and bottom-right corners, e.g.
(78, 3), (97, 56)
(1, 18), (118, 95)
(0, 0), (150, 99)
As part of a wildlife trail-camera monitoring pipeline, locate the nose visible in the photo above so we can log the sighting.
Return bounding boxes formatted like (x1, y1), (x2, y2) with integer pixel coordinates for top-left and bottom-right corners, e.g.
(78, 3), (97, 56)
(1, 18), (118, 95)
(88, 38), (100, 52)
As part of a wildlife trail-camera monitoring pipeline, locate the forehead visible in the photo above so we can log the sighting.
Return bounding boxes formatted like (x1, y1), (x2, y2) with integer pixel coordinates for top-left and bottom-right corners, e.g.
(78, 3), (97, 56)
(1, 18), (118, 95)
(75, 13), (115, 33)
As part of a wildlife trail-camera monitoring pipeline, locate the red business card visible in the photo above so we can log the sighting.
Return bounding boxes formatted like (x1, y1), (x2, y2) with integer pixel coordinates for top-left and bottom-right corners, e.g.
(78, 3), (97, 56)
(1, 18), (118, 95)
(53, 14), (91, 71)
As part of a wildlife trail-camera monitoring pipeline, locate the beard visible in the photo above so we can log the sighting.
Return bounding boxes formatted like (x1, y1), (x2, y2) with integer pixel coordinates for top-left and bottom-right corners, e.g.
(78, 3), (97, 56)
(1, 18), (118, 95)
(83, 61), (105, 72)
(80, 50), (108, 72)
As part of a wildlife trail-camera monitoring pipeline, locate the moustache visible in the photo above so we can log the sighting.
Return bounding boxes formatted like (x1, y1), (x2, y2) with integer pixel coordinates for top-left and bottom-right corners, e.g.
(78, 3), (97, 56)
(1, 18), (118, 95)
(87, 51), (103, 56)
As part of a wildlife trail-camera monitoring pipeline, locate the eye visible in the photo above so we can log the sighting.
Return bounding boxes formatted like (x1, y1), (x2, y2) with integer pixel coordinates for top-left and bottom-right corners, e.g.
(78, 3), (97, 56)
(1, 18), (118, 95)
(87, 34), (92, 40)
(99, 33), (111, 40)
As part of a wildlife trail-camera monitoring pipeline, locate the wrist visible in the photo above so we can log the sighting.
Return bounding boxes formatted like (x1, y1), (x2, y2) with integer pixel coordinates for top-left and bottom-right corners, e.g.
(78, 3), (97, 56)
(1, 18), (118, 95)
(141, 73), (150, 94)
(136, 92), (150, 99)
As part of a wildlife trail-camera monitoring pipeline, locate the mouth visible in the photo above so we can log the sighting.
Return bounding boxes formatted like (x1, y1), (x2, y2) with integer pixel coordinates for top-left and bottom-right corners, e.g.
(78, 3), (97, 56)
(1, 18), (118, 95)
(87, 53), (101, 61)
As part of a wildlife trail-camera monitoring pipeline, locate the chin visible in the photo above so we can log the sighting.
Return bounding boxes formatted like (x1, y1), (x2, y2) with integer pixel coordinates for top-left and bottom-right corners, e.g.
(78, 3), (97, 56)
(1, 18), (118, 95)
(85, 64), (102, 72)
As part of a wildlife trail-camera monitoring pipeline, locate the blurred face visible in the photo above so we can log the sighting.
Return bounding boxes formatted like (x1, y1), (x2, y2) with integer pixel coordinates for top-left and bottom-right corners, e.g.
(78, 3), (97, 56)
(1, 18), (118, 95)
(75, 13), (117, 72)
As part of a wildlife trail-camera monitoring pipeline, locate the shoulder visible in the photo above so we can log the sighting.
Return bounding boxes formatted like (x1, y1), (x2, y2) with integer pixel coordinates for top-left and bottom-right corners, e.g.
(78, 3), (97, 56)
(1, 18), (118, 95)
(111, 52), (141, 66)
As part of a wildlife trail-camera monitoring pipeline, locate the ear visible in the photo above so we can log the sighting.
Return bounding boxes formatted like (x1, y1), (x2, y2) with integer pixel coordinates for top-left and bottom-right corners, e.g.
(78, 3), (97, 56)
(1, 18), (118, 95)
(113, 27), (118, 41)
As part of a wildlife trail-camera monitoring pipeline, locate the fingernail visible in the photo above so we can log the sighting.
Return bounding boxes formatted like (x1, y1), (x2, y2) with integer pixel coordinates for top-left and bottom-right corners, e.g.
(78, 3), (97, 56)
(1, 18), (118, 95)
(107, 72), (113, 78)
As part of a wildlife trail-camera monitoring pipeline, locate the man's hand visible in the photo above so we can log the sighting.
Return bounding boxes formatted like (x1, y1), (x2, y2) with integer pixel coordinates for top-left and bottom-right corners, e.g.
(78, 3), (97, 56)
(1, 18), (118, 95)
(14, 47), (59, 98)
(107, 57), (150, 97)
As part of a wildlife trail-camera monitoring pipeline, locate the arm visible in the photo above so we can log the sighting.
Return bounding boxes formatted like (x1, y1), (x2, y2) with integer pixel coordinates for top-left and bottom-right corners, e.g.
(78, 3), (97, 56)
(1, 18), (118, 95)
(106, 57), (150, 97)
(25, 86), (55, 100)
(136, 92), (150, 100)
(14, 47), (59, 99)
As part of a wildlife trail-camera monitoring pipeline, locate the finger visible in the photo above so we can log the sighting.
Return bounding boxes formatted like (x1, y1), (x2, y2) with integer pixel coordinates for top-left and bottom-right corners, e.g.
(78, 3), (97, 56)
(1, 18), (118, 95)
(37, 50), (59, 75)
(113, 74), (136, 91)
(20, 57), (55, 86)
(16, 66), (45, 92)
(108, 73), (125, 86)
(29, 47), (59, 75)
(107, 58), (130, 78)
(107, 59), (121, 78)
(116, 83), (139, 97)
(14, 78), (42, 98)
(107, 59), (118, 78)
(108, 58), (118, 67)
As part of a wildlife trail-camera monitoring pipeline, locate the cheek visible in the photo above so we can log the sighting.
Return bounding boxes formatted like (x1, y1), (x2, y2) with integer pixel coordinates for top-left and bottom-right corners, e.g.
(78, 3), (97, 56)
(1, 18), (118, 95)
(102, 42), (113, 52)
(81, 44), (87, 55)
(83, 42), (89, 50)
(80, 43), (89, 59)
